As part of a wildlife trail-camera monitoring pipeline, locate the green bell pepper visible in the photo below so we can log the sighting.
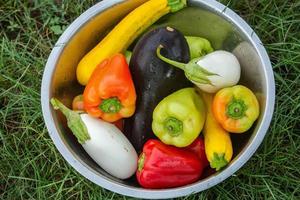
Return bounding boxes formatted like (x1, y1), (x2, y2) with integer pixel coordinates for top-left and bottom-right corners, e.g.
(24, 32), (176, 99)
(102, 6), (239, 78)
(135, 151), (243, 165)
(185, 36), (214, 59)
(152, 88), (206, 147)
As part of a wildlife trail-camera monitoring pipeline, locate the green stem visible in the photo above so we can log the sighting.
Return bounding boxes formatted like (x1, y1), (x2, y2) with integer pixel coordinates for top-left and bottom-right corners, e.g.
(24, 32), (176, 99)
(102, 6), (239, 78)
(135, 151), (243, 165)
(125, 50), (132, 64)
(99, 97), (122, 113)
(138, 153), (145, 172)
(156, 46), (217, 85)
(164, 117), (183, 137)
(168, 0), (187, 13)
(50, 98), (90, 144)
(226, 98), (247, 120)
(156, 45), (186, 70)
(210, 153), (228, 171)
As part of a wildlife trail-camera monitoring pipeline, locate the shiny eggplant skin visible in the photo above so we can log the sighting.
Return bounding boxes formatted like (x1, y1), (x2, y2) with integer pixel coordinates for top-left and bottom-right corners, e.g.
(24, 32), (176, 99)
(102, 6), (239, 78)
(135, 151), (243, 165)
(124, 27), (191, 152)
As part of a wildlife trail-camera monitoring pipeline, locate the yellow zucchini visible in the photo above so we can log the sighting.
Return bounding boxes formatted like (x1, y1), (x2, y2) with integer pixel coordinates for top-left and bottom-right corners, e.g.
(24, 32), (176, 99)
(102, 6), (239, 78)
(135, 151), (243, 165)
(76, 0), (187, 85)
(201, 92), (233, 171)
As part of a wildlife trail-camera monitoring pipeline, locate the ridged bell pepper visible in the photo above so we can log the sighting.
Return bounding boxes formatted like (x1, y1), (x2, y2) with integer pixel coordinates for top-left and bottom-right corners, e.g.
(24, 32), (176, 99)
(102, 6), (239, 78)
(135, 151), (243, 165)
(136, 139), (203, 189)
(83, 54), (136, 122)
(72, 94), (124, 131)
(213, 85), (260, 133)
(152, 88), (206, 147)
(185, 137), (209, 168)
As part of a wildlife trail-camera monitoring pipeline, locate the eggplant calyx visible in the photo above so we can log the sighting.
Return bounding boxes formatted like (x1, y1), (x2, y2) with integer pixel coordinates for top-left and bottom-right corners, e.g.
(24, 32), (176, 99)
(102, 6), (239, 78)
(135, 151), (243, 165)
(50, 98), (90, 144)
(156, 46), (217, 85)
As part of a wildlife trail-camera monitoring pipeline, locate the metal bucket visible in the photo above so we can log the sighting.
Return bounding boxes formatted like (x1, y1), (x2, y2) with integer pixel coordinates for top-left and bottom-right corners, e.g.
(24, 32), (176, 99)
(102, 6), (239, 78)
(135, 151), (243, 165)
(41, 0), (275, 199)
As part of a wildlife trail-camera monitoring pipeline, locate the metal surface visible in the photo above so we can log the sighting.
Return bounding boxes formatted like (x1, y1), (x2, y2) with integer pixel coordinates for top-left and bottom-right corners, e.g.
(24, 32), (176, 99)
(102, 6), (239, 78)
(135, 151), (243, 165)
(41, 0), (275, 199)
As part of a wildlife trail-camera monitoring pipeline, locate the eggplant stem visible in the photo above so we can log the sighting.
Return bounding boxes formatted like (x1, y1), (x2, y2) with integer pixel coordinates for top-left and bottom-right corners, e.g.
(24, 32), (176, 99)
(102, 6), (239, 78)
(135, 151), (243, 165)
(157, 46), (217, 86)
(50, 98), (90, 144)
(156, 46), (186, 71)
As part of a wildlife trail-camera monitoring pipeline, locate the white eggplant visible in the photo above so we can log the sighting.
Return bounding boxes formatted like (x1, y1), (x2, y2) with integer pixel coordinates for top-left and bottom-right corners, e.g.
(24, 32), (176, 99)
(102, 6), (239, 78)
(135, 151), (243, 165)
(157, 47), (241, 93)
(51, 98), (138, 179)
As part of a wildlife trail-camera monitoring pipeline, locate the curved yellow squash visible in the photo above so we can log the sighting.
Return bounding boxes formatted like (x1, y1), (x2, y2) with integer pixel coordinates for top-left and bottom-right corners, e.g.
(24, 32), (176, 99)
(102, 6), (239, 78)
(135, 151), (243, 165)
(202, 92), (233, 171)
(76, 0), (187, 85)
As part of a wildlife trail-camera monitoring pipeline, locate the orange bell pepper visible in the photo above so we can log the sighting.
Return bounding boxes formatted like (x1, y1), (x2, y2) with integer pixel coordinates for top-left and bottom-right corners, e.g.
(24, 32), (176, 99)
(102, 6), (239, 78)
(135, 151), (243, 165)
(83, 54), (136, 122)
(212, 85), (259, 133)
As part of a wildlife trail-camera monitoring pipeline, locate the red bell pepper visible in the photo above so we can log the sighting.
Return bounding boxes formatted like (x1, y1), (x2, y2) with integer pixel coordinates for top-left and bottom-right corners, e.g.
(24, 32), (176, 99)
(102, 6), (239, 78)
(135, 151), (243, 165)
(113, 119), (124, 132)
(136, 139), (203, 189)
(185, 137), (209, 168)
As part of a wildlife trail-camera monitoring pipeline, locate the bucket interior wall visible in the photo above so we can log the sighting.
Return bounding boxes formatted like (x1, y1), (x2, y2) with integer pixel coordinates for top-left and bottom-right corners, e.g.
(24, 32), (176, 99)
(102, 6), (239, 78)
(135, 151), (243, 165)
(50, 0), (267, 187)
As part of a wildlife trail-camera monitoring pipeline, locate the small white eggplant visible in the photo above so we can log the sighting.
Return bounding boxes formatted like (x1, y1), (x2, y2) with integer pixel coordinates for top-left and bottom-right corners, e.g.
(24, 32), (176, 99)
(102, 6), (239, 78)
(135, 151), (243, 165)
(157, 47), (241, 93)
(51, 98), (138, 179)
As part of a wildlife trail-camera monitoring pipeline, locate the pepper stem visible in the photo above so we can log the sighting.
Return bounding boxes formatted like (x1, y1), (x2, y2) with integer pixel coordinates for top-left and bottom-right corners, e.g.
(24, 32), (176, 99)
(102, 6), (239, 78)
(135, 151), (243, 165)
(50, 98), (90, 144)
(210, 153), (228, 171)
(99, 97), (122, 113)
(168, 0), (187, 13)
(156, 46), (217, 85)
(226, 98), (247, 120)
(164, 117), (183, 137)
(138, 153), (145, 172)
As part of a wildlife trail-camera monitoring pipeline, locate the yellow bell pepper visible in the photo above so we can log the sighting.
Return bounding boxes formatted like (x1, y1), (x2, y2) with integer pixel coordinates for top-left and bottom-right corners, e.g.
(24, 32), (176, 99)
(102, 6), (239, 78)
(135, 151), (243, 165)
(213, 85), (260, 133)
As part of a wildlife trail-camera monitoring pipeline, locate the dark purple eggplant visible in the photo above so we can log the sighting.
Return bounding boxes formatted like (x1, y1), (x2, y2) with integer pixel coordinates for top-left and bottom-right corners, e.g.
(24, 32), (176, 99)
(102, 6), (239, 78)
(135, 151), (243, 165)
(124, 26), (191, 152)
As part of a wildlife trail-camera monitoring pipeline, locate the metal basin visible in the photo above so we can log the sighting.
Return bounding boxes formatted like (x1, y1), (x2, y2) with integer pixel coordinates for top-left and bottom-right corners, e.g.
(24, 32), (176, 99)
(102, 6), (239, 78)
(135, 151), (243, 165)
(41, 0), (275, 199)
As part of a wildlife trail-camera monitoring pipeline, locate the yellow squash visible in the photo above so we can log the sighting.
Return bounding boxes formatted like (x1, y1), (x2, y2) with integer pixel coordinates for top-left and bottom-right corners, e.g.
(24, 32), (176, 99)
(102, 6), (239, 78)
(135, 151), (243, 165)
(202, 92), (233, 171)
(76, 0), (187, 85)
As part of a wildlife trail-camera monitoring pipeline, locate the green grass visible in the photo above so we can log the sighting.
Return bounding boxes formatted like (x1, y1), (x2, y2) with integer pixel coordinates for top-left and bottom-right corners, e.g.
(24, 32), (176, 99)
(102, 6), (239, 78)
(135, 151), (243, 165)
(0, 0), (299, 199)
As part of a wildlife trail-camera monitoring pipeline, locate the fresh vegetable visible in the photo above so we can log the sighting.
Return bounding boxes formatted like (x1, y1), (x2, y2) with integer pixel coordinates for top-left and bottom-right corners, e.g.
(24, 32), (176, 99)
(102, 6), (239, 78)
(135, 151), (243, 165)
(76, 0), (187, 85)
(213, 85), (260, 133)
(72, 93), (124, 129)
(50, 98), (138, 179)
(124, 26), (191, 152)
(136, 139), (203, 189)
(185, 137), (209, 168)
(185, 36), (214, 59)
(72, 94), (84, 111)
(157, 48), (241, 93)
(83, 54), (136, 123)
(125, 50), (132, 64)
(201, 92), (233, 171)
(152, 7), (231, 49)
(152, 88), (206, 147)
